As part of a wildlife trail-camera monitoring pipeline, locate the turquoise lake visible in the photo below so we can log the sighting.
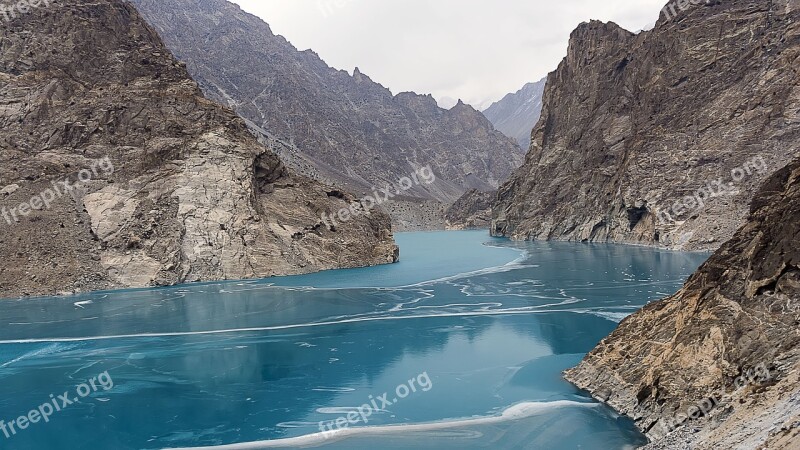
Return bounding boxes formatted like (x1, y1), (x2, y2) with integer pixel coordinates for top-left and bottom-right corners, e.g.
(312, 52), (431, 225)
(0, 231), (709, 449)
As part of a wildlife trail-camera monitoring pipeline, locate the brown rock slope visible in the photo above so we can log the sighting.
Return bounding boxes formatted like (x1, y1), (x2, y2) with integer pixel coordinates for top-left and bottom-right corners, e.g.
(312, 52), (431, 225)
(0, 0), (397, 298)
(565, 158), (800, 449)
(129, 0), (525, 204)
(493, 0), (800, 251)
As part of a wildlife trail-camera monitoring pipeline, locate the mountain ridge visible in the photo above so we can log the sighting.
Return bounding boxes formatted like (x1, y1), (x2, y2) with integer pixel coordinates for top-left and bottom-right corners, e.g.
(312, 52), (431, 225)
(129, 0), (525, 205)
(482, 77), (547, 149)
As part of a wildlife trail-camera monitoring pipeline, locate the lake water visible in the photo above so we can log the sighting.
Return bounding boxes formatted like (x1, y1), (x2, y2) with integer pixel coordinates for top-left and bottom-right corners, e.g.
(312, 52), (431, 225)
(0, 231), (708, 449)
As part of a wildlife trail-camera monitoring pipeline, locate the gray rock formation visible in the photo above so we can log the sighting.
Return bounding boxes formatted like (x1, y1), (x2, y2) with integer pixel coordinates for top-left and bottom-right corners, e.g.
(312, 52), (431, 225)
(445, 189), (495, 230)
(565, 157), (800, 449)
(493, 0), (800, 251)
(129, 0), (525, 205)
(382, 200), (447, 232)
(482, 77), (546, 149)
(0, 0), (397, 298)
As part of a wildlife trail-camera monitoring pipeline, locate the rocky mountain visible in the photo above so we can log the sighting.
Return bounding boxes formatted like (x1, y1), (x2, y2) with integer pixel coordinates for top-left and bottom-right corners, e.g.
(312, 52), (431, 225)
(129, 0), (525, 205)
(445, 189), (495, 230)
(492, 0), (800, 251)
(565, 157), (800, 449)
(482, 77), (546, 149)
(0, 0), (397, 298)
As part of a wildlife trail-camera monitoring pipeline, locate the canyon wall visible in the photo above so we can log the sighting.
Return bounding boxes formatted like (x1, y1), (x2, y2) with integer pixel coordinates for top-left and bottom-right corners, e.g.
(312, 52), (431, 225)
(0, 0), (397, 298)
(493, 0), (800, 251)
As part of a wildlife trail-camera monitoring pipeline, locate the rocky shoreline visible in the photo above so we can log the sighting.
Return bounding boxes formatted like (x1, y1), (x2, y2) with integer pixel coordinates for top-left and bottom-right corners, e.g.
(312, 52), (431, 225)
(565, 158), (800, 449)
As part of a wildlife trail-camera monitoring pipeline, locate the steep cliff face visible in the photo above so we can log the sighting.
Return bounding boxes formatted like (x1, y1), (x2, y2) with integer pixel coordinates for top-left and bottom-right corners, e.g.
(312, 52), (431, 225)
(0, 0), (397, 298)
(482, 77), (546, 149)
(493, 0), (800, 251)
(565, 158), (800, 448)
(129, 0), (525, 204)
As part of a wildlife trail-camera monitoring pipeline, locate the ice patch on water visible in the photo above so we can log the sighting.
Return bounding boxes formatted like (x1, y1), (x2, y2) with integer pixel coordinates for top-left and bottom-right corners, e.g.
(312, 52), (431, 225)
(311, 387), (356, 393)
(316, 406), (387, 415)
(0, 342), (80, 368)
(165, 401), (598, 449)
(582, 311), (633, 323)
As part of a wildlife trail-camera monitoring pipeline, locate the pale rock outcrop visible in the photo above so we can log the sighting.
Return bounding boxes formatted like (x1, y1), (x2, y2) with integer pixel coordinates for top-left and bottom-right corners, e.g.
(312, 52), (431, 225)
(0, 0), (397, 298)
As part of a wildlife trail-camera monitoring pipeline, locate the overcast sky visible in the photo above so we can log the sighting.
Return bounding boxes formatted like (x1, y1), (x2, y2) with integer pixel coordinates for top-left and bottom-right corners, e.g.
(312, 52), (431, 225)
(229, 0), (666, 110)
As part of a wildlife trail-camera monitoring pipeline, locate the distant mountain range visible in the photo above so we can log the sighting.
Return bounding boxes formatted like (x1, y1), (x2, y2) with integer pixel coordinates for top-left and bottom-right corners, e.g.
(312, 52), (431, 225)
(130, 0), (524, 204)
(482, 77), (547, 149)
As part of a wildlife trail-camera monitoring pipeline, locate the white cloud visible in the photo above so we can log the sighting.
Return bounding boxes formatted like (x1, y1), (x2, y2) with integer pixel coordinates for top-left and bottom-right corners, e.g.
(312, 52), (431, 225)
(229, 0), (666, 108)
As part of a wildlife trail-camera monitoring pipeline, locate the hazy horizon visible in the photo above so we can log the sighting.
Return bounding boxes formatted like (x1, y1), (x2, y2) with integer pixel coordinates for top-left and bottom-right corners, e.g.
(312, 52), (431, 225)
(229, 0), (666, 110)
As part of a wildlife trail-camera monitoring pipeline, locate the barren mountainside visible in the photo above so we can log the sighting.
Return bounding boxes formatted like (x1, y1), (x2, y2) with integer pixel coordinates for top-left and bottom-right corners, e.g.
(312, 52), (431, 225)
(565, 157), (800, 449)
(445, 189), (495, 230)
(482, 77), (546, 149)
(0, 0), (397, 298)
(129, 0), (525, 204)
(492, 0), (800, 251)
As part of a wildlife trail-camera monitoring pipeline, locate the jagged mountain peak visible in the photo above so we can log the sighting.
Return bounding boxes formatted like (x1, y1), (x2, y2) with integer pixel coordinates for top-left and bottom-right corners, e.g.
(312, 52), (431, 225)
(352, 66), (375, 84)
(394, 91), (441, 114)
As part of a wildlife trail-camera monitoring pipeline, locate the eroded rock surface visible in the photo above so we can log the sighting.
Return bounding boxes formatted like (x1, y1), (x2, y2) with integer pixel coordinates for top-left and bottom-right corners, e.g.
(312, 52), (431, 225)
(493, 0), (800, 251)
(0, 0), (397, 298)
(565, 158), (800, 449)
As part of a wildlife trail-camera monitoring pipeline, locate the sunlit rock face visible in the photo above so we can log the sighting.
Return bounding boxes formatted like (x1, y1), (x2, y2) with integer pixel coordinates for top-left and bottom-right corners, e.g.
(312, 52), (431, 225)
(493, 0), (800, 251)
(0, 0), (397, 298)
